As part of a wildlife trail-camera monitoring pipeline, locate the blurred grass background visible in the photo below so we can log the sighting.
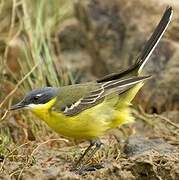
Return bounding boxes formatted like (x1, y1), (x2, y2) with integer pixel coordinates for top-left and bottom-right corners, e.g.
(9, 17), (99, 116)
(0, 0), (75, 156)
(0, 0), (73, 95)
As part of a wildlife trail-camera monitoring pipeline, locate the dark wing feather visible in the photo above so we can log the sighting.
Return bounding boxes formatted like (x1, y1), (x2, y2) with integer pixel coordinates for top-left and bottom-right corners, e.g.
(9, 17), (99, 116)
(63, 76), (151, 116)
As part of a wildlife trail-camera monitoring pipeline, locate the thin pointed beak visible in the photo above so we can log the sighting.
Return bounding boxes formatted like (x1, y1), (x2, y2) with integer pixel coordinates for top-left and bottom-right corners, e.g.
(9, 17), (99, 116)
(10, 102), (25, 110)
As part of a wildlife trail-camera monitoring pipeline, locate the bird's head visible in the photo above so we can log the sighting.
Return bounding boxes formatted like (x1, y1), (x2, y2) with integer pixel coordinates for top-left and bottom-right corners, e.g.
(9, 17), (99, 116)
(10, 87), (59, 111)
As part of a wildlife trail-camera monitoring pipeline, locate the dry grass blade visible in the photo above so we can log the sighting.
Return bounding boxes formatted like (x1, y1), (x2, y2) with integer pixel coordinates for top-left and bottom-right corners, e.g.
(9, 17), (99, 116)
(0, 110), (9, 122)
(0, 142), (30, 172)
(138, 106), (179, 129)
(0, 62), (40, 109)
(17, 138), (69, 180)
(154, 114), (179, 129)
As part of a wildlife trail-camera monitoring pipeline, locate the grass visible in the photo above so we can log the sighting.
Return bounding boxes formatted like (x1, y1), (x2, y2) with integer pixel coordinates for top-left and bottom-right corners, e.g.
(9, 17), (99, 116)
(0, 0), (74, 162)
(0, 127), (12, 158)
(0, 0), (74, 103)
(0, 0), (76, 177)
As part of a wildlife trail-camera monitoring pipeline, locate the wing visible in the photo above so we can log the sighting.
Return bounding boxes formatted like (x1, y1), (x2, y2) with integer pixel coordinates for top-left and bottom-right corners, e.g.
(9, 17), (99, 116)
(60, 76), (151, 116)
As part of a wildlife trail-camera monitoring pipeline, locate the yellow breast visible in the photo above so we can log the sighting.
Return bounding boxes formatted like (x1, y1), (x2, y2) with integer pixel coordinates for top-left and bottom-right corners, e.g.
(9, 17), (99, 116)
(30, 84), (143, 140)
(31, 98), (134, 140)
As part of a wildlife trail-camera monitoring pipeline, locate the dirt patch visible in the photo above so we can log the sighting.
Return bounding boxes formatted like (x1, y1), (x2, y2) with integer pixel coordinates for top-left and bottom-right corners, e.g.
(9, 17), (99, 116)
(1, 144), (178, 180)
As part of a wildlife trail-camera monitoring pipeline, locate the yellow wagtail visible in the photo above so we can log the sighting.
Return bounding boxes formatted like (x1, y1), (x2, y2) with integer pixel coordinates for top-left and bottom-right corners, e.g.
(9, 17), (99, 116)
(10, 7), (172, 171)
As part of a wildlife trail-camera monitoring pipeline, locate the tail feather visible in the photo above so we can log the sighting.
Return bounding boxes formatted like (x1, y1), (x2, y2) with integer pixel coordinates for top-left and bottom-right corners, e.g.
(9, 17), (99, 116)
(137, 6), (173, 73)
(97, 6), (173, 83)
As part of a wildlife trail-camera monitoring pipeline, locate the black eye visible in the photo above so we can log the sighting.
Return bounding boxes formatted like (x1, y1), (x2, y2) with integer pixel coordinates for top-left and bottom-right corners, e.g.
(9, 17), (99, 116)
(33, 96), (39, 101)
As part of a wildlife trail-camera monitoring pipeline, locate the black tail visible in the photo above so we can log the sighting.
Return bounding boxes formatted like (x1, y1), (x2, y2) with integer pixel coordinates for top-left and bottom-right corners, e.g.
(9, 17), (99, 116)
(137, 6), (173, 73)
(97, 6), (173, 83)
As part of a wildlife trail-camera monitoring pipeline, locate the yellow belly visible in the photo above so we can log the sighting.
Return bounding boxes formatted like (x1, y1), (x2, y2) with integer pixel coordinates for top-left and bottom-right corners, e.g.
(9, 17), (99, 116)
(31, 83), (142, 140)
(31, 102), (133, 140)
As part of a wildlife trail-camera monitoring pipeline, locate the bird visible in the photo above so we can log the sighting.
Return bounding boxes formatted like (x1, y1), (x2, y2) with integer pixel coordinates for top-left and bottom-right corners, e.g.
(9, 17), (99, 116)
(10, 6), (173, 172)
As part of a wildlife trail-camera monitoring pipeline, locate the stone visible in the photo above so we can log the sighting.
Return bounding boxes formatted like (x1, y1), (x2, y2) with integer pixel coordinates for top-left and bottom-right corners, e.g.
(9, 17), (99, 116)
(123, 136), (177, 157)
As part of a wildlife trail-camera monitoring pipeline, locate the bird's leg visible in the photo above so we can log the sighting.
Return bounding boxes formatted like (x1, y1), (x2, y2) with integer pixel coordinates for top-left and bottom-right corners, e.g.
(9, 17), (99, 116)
(80, 139), (102, 166)
(77, 139), (103, 174)
(74, 140), (95, 168)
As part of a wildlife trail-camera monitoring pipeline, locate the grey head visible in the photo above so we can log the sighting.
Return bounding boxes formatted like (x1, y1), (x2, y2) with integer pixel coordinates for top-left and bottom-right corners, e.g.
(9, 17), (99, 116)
(10, 87), (59, 110)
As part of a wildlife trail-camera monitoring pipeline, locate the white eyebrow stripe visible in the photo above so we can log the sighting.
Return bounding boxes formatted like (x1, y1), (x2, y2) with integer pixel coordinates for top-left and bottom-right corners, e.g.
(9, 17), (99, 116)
(36, 94), (43, 97)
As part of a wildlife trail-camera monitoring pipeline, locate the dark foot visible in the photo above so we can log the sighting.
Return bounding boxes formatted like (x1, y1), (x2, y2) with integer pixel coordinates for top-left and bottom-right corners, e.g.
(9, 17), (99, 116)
(75, 163), (105, 175)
